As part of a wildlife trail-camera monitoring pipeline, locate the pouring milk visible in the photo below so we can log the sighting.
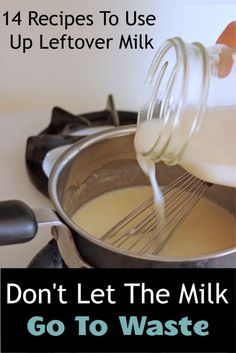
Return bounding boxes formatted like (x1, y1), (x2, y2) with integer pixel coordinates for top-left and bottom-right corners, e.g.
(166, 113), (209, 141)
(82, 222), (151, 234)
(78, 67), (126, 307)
(134, 37), (236, 211)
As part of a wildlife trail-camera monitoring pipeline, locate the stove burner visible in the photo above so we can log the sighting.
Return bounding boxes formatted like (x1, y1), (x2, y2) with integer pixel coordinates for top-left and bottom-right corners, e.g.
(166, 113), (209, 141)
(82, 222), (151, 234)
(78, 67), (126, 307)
(25, 95), (137, 196)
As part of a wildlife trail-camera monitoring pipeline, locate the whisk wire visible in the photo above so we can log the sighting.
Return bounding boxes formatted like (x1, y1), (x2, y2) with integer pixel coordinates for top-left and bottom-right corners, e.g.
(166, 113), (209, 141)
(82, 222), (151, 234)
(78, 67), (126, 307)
(144, 181), (209, 254)
(101, 172), (210, 255)
(127, 177), (206, 253)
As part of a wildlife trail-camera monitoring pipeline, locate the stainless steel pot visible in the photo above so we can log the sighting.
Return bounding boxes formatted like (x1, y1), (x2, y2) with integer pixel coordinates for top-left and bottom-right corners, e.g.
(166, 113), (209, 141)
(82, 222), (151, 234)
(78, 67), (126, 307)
(0, 125), (235, 268)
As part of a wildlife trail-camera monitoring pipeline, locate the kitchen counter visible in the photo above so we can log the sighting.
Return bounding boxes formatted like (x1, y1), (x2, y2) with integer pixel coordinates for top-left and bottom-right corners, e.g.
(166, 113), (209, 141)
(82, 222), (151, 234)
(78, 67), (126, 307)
(0, 112), (53, 267)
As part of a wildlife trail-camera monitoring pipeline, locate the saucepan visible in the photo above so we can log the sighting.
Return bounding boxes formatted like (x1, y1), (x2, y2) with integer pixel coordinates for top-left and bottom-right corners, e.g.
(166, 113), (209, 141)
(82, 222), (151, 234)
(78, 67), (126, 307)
(0, 125), (235, 268)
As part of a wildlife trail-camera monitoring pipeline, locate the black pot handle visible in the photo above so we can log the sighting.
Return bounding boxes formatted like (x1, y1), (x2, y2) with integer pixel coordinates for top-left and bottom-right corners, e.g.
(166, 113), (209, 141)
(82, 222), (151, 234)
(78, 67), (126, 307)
(0, 200), (38, 245)
(28, 239), (62, 268)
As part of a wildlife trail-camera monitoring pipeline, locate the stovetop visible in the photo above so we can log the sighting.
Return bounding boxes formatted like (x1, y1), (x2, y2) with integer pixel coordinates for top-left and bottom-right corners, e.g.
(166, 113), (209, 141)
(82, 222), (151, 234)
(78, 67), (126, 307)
(26, 95), (137, 196)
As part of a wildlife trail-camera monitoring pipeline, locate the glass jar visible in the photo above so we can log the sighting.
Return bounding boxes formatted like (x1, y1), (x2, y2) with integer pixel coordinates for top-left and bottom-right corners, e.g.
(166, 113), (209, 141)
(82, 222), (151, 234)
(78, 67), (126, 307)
(135, 37), (236, 187)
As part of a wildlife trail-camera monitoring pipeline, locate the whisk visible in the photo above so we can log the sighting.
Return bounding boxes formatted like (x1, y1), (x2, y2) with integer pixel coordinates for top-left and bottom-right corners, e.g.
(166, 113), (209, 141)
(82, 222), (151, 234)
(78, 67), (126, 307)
(101, 173), (211, 255)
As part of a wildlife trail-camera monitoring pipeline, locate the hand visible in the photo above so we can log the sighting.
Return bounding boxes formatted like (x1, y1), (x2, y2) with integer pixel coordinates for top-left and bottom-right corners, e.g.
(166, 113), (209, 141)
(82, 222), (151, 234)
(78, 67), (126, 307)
(216, 21), (236, 77)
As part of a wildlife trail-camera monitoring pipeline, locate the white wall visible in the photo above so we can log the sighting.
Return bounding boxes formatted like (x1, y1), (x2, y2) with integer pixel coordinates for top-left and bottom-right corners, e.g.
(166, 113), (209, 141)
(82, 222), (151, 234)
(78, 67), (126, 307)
(0, 0), (183, 113)
(0, 0), (235, 113)
(183, 0), (236, 45)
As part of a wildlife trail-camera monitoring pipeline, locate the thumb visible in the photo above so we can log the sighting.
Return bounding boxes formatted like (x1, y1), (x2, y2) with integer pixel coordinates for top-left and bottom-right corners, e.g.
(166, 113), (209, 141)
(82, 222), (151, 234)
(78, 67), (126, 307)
(216, 21), (236, 78)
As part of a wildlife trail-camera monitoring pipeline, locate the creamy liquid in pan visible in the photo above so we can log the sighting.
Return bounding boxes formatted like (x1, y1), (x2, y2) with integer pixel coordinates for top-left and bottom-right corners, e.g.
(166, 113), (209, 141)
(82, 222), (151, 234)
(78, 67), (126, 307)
(72, 186), (236, 257)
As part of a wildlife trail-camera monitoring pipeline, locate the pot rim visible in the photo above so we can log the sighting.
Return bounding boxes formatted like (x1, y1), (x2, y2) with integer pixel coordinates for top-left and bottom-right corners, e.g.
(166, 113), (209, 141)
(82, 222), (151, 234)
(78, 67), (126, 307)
(49, 125), (236, 263)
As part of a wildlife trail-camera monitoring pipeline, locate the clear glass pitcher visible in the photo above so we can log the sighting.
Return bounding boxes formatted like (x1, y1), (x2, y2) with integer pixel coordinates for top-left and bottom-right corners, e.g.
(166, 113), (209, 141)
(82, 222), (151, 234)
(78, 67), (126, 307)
(135, 37), (236, 187)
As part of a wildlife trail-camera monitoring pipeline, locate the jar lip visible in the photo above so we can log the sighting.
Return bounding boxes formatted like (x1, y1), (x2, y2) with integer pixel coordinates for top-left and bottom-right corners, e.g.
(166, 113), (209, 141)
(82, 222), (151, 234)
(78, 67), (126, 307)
(137, 37), (210, 164)
(138, 37), (186, 123)
(137, 37), (189, 159)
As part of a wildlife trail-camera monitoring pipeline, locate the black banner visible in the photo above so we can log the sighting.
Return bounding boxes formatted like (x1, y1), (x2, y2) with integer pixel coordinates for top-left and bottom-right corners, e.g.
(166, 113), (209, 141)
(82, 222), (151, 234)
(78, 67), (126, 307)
(1, 269), (235, 352)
